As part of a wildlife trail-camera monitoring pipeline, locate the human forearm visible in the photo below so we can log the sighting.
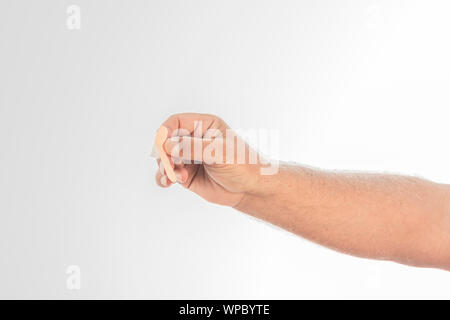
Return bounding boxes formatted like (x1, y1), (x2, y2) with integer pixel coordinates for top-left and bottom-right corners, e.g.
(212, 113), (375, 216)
(235, 163), (450, 270)
(155, 113), (450, 271)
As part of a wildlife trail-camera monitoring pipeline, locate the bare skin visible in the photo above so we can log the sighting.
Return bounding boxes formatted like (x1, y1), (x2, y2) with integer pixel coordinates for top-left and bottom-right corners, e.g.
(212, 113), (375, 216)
(155, 113), (450, 271)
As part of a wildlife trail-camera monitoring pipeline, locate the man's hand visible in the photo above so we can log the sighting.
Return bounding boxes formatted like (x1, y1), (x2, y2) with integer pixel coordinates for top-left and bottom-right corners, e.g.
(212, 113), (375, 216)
(154, 113), (450, 271)
(154, 113), (262, 207)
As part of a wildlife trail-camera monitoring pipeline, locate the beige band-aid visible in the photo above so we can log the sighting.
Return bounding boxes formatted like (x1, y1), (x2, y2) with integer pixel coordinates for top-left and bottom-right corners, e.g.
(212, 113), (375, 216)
(154, 126), (177, 183)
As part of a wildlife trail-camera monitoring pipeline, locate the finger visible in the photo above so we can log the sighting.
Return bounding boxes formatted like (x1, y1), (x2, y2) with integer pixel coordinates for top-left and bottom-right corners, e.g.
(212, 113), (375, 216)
(174, 160), (185, 168)
(176, 164), (200, 189)
(159, 161), (165, 175)
(155, 171), (173, 188)
(157, 158), (182, 175)
(161, 113), (228, 139)
(174, 167), (189, 184)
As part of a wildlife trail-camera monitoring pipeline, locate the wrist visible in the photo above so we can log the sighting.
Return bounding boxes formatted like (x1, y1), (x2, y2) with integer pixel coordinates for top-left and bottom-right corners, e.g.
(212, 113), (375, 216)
(233, 162), (299, 210)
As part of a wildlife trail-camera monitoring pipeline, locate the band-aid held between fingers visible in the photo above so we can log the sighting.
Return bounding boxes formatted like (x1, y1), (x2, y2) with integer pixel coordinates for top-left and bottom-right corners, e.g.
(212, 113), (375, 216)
(154, 126), (177, 183)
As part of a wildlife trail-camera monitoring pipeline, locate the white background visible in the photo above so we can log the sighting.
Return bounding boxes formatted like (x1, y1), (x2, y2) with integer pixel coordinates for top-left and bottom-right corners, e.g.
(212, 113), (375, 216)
(0, 0), (449, 298)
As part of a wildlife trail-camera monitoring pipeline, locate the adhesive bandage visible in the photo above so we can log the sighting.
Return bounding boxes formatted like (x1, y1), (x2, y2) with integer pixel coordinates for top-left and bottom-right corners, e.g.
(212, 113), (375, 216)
(154, 126), (177, 183)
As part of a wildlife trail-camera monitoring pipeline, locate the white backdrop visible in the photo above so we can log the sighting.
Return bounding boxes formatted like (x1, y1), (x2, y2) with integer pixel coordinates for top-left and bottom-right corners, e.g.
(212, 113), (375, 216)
(1, 0), (449, 299)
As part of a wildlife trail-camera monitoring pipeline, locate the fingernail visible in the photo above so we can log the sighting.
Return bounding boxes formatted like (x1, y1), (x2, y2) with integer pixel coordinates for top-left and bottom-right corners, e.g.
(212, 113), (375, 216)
(176, 172), (183, 183)
(161, 175), (167, 187)
(159, 161), (165, 175)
